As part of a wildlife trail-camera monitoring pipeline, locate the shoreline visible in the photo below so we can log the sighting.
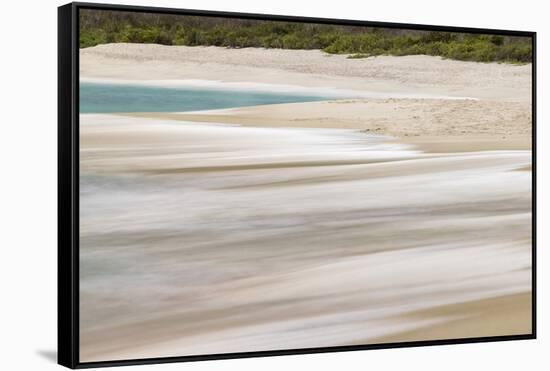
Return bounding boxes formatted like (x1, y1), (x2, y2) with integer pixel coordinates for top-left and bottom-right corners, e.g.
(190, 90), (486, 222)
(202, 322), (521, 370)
(115, 96), (531, 153)
(118, 111), (531, 154)
(81, 43), (532, 153)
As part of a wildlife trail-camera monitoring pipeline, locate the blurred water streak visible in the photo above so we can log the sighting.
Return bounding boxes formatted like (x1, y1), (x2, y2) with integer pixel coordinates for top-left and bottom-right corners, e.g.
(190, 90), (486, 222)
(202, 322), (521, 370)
(79, 115), (532, 361)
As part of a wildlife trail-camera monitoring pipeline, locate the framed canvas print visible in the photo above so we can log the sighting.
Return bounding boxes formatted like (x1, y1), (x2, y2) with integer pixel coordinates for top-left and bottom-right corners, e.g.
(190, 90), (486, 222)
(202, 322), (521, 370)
(58, 2), (536, 368)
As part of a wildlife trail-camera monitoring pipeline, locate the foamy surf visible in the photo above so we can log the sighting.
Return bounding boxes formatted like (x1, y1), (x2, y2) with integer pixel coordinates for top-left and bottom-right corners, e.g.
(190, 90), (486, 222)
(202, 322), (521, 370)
(79, 114), (531, 361)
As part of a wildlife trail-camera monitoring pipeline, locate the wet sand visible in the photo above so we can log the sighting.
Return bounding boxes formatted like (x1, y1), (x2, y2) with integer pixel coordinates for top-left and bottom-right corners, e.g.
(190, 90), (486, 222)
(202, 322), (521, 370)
(371, 293), (531, 344)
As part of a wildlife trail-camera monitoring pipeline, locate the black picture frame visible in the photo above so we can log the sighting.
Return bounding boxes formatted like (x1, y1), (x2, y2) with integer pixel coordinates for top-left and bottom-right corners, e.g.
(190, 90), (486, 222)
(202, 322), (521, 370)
(58, 2), (537, 368)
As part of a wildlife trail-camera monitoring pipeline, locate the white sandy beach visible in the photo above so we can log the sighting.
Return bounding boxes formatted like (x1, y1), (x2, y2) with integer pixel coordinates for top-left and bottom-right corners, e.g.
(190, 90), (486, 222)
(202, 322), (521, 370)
(79, 44), (532, 361)
(81, 43), (532, 150)
(81, 43), (531, 101)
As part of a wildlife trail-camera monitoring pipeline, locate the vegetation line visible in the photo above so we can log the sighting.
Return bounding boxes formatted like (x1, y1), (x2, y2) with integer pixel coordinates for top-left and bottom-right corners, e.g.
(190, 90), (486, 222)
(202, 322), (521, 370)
(80, 10), (532, 63)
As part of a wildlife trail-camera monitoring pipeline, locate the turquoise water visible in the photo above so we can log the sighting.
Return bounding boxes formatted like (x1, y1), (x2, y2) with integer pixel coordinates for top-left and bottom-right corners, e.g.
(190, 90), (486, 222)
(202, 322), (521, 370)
(80, 82), (336, 114)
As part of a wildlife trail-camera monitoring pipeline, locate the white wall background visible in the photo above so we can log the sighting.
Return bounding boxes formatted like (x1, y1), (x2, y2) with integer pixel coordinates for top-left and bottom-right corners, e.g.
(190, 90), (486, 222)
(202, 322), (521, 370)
(0, 0), (545, 369)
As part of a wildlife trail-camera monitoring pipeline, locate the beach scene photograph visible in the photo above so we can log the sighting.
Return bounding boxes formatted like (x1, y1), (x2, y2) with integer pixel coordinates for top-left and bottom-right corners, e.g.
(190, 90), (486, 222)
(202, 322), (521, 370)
(78, 8), (533, 362)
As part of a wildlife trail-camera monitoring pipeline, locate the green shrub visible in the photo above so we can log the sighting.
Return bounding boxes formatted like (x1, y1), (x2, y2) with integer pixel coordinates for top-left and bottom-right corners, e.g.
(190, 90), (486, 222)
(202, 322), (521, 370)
(79, 9), (532, 63)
